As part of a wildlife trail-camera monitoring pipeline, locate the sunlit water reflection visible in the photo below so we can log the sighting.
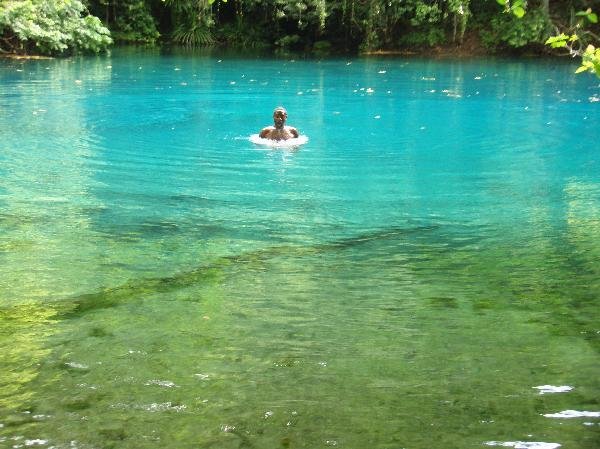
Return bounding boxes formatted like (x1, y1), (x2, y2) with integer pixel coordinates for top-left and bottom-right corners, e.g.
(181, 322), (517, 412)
(1, 49), (599, 449)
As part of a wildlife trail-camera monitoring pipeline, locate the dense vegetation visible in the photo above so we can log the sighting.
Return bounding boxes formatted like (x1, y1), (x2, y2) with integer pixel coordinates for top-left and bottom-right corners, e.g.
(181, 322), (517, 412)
(1, 0), (599, 64)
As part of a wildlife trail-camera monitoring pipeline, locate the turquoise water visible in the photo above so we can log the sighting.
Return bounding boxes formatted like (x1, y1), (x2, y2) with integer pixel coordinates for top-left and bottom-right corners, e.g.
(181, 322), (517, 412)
(1, 49), (599, 449)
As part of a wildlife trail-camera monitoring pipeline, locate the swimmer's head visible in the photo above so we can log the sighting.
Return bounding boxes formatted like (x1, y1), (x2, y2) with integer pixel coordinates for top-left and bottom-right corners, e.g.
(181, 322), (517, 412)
(273, 107), (288, 128)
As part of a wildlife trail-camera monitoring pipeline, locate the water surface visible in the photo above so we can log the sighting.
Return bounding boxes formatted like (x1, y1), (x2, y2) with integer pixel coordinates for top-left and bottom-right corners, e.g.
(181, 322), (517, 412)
(1, 49), (599, 449)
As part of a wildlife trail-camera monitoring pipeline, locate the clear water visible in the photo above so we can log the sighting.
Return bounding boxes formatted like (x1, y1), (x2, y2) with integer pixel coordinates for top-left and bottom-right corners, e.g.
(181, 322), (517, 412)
(1, 49), (599, 449)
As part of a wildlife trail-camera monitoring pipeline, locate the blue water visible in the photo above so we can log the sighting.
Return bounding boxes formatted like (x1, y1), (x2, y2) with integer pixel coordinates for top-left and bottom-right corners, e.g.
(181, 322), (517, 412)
(1, 49), (599, 449)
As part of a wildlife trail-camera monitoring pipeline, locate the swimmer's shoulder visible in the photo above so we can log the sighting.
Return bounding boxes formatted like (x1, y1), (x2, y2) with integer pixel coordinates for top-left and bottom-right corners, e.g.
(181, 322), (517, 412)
(259, 126), (275, 138)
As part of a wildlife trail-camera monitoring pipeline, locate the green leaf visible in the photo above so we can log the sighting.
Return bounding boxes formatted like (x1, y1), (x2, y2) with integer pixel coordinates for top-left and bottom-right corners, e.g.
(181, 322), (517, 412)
(545, 34), (567, 43)
(575, 9), (598, 23)
(512, 6), (525, 18)
(496, 0), (507, 6)
(545, 34), (569, 48)
(575, 65), (589, 74)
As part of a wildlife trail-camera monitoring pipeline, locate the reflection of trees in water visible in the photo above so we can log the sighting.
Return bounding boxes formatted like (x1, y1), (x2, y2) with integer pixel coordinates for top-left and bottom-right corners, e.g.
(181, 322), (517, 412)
(1, 212), (598, 444)
(0, 58), (111, 302)
(563, 179), (600, 351)
(0, 303), (58, 411)
(565, 179), (600, 270)
(0, 56), (112, 414)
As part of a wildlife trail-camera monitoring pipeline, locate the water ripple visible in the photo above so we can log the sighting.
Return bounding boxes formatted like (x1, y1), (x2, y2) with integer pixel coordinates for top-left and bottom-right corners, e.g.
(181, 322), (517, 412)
(485, 442), (561, 449)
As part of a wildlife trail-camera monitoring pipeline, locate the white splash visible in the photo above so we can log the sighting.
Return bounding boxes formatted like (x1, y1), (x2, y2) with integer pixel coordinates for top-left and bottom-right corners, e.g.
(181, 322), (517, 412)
(534, 385), (573, 395)
(144, 380), (176, 388)
(144, 402), (186, 412)
(64, 362), (88, 370)
(485, 442), (560, 449)
(127, 349), (147, 355)
(24, 440), (48, 446)
(249, 134), (308, 148)
(442, 89), (462, 98)
(543, 410), (600, 418)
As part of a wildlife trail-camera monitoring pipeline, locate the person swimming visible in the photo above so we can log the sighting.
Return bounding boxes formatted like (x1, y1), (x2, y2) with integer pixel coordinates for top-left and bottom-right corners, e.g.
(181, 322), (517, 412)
(259, 107), (299, 141)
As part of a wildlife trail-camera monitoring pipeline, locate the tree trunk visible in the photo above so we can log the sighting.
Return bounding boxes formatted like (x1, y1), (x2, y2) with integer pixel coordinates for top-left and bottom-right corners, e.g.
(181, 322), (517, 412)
(541, 0), (549, 16)
(453, 13), (457, 43)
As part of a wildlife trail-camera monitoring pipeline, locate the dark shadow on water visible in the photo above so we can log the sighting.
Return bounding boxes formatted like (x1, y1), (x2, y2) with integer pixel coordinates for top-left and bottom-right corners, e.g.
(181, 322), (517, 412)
(3, 221), (597, 354)
(50, 224), (441, 319)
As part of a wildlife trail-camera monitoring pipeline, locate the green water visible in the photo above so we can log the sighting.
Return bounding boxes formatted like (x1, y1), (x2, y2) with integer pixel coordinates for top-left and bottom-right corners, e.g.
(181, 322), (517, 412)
(0, 50), (599, 449)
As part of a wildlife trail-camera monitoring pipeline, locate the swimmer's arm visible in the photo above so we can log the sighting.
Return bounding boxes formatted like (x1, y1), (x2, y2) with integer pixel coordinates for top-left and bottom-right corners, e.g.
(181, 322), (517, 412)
(289, 127), (299, 138)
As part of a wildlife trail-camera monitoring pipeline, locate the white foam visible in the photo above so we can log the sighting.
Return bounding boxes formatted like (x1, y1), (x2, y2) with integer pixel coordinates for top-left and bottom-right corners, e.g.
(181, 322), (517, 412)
(543, 410), (600, 418)
(485, 442), (560, 449)
(24, 439), (48, 446)
(249, 134), (308, 148)
(65, 362), (88, 370)
(144, 402), (186, 412)
(144, 380), (176, 388)
(534, 385), (573, 395)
